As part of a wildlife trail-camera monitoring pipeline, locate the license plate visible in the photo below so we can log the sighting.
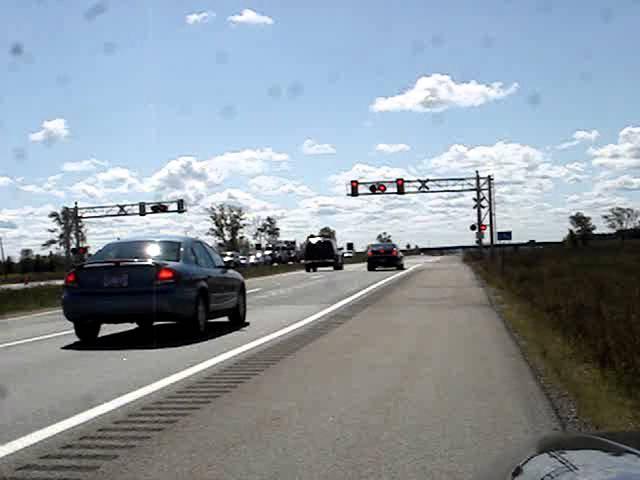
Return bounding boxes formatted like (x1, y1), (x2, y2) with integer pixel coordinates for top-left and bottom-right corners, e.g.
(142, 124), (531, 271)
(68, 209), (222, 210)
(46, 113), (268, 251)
(103, 272), (129, 288)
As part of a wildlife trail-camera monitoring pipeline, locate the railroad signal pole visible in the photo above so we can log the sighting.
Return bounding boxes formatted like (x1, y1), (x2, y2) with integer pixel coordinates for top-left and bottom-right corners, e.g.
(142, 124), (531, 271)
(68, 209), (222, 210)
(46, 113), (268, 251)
(346, 173), (496, 250)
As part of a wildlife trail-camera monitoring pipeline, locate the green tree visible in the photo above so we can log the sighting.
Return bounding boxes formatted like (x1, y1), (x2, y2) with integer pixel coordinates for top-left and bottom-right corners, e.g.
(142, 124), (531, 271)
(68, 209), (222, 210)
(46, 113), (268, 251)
(20, 248), (34, 274)
(4, 256), (15, 274)
(318, 226), (336, 239)
(569, 212), (596, 246)
(602, 207), (640, 245)
(206, 204), (247, 251)
(260, 216), (280, 243)
(376, 232), (392, 243)
(42, 208), (86, 264)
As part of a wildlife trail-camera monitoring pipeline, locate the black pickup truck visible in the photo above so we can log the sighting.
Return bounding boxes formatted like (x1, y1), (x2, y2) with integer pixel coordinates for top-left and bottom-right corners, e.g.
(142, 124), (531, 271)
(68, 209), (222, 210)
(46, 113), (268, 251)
(302, 236), (344, 272)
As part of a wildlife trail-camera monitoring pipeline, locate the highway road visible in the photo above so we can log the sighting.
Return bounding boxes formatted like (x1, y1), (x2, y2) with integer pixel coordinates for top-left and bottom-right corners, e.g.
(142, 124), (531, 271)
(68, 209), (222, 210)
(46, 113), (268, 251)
(0, 256), (558, 479)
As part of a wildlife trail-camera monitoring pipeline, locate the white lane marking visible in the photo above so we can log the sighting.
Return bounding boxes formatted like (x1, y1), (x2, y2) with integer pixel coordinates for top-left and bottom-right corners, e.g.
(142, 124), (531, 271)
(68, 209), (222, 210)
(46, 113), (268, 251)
(0, 264), (421, 459)
(246, 288), (262, 294)
(309, 275), (323, 280)
(0, 309), (62, 323)
(0, 330), (74, 349)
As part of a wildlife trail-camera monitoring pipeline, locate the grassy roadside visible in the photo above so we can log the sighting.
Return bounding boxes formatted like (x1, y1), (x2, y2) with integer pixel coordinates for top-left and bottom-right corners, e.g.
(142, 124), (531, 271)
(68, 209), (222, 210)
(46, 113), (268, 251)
(466, 250), (640, 431)
(0, 285), (63, 318)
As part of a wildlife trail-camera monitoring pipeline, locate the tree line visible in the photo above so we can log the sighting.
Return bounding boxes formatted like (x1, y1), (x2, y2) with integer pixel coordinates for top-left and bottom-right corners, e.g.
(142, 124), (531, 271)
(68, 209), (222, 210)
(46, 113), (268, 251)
(566, 207), (640, 247)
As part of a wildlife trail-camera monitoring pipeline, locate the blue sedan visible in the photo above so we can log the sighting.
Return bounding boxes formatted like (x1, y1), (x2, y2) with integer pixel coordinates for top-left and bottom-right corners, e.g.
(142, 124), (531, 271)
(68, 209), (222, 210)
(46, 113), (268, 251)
(62, 236), (246, 343)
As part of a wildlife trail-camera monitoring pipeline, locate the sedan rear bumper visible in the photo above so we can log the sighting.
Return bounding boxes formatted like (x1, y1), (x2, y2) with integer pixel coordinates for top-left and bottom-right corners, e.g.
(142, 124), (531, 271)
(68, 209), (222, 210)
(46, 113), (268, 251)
(62, 286), (194, 324)
(368, 257), (402, 268)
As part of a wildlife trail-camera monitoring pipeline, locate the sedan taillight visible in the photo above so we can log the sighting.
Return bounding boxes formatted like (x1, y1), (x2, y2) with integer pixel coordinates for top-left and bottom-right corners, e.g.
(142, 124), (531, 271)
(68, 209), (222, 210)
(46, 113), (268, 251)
(156, 267), (177, 283)
(65, 270), (78, 287)
(367, 250), (373, 256)
(391, 249), (398, 256)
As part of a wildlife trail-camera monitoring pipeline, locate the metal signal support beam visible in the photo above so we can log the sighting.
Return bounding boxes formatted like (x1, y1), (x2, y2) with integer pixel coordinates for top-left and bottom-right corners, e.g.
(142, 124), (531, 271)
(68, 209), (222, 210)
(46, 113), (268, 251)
(72, 199), (186, 220)
(346, 173), (495, 250)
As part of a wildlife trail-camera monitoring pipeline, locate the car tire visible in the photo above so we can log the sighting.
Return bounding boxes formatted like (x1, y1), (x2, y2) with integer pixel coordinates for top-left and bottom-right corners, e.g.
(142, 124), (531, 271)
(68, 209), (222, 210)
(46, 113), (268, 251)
(74, 321), (101, 343)
(333, 263), (344, 271)
(397, 263), (405, 270)
(305, 265), (311, 272)
(312, 267), (318, 272)
(229, 288), (246, 325)
(191, 294), (208, 336)
(367, 264), (375, 272)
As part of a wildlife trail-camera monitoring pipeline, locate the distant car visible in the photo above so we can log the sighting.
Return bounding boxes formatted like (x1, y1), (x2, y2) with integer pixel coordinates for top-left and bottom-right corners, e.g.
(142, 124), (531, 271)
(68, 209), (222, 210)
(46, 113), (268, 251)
(249, 252), (266, 265)
(238, 256), (248, 267)
(222, 251), (240, 268)
(367, 243), (404, 271)
(302, 235), (344, 272)
(62, 236), (247, 343)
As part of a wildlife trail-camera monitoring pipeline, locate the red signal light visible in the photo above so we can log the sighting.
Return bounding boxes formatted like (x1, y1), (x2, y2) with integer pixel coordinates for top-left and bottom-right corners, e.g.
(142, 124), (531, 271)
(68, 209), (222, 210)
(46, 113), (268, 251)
(65, 271), (77, 287)
(378, 184), (387, 193)
(156, 267), (176, 282)
(480, 224), (488, 232)
(396, 178), (405, 195)
(350, 180), (359, 197)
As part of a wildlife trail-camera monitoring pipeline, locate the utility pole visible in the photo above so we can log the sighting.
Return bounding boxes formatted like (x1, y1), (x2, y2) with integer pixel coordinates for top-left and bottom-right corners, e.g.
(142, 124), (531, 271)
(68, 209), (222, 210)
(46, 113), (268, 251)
(475, 170), (483, 249)
(488, 175), (495, 249)
(73, 202), (81, 265)
(0, 237), (6, 278)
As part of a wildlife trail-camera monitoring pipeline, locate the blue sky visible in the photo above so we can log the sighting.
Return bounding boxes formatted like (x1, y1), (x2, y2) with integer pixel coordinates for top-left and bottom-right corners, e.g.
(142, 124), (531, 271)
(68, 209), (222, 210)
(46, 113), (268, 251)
(1, 0), (640, 256)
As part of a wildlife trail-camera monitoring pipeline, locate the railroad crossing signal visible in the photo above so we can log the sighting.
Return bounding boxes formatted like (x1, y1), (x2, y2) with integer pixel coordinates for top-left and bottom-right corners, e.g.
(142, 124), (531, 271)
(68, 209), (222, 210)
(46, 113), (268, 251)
(479, 224), (488, 232)
(473, 196), (487, 210)
(396, 178), (405, 195)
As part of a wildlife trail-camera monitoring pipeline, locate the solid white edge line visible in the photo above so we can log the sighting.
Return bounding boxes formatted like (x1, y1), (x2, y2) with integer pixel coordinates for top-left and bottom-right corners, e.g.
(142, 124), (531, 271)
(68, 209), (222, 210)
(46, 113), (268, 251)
(0, 309), (62, 323)
(246, 288), (262, 294)
(0, 330), (74, 349)
(0, 264), (421, 459)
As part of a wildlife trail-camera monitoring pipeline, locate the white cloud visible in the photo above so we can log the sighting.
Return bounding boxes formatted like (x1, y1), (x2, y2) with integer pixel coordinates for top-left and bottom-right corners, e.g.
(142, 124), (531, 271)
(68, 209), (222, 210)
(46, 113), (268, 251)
(0, 176), (13, 187)
(302, 139), (336, 155)
(17, 174), (65, 198)
(62, 158), (109, 172)
(227, 9), (274, 25)
(590, 126), (640, 170)
(144, 148), (290, 203)
(375, 143), (411, 154)
(70, 167), (141, 199)
(556, 129), (600, 150)
(29, 118), (70, 144)
(426, 142), (546, 183)
(370, 74), (518, 113)
(596, 175), (640, 192)
(185, 11), (214, 24)
(0, 220), (17, 229)
(248, 176), (315, 197)
(200, 189), (276, 212)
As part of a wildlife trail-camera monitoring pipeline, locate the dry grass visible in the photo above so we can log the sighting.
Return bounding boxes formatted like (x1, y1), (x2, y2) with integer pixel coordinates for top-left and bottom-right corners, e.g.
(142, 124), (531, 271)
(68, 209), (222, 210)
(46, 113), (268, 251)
(466, 243), (640, 429)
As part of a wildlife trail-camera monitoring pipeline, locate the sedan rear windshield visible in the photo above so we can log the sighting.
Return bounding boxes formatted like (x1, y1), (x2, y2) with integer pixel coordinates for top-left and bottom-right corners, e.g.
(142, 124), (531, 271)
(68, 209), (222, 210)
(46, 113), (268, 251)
(90, 241), (181, 262)
(370, 243), (396, 249)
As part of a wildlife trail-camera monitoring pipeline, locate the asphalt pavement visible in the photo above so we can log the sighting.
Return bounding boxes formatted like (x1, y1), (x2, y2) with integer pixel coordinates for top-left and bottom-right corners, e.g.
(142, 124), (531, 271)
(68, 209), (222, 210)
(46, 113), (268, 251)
(0, 256), (558, 479)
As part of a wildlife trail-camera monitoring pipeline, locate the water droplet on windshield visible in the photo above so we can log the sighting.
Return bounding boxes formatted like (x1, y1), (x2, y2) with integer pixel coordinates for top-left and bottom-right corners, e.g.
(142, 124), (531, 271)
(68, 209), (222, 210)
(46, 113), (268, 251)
(84, 1), (108, 21)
